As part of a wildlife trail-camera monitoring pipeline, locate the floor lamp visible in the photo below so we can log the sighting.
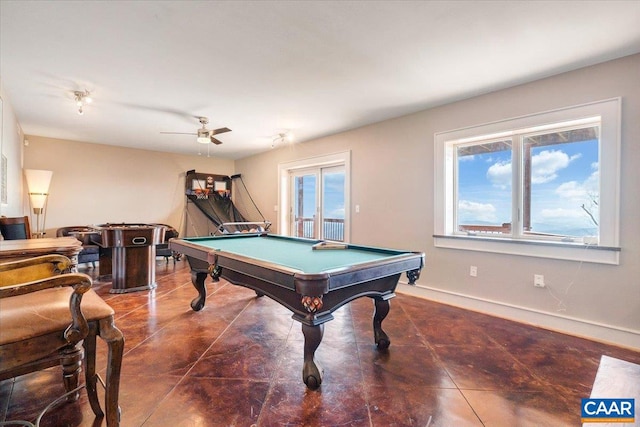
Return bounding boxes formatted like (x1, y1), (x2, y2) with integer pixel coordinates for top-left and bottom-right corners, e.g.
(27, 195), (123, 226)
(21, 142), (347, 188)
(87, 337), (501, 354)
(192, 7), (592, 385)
(24, 169), (53, 238)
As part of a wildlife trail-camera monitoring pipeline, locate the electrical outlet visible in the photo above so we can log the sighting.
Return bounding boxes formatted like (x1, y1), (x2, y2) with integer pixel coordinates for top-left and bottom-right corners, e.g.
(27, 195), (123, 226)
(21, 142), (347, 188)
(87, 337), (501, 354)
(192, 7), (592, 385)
(470, 266), (477, 277)
(534, 274), (545, 288)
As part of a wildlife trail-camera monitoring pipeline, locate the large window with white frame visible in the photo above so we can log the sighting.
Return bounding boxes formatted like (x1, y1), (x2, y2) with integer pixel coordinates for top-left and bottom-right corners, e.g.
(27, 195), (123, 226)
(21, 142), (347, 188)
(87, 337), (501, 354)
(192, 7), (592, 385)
(434, 98), (621, 264)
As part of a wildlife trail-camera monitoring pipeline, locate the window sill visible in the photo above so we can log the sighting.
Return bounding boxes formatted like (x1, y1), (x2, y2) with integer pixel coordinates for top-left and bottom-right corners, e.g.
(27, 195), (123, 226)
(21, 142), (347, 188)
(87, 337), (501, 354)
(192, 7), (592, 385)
(433, 234), (620, 265)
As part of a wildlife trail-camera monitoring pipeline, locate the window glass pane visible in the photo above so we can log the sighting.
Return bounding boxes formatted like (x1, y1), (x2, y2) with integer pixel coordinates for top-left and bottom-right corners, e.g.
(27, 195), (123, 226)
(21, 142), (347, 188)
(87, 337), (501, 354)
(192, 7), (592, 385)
(292, 174), (317, 238)
(322, 169), (345, 241)
(456, 140), (512, 234)
(524, 126), (599, 239)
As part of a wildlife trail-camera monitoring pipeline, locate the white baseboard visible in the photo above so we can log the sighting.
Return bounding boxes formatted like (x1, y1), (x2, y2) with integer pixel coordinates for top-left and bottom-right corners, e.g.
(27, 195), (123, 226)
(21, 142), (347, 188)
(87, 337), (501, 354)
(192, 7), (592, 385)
(397, 282), (640, 351)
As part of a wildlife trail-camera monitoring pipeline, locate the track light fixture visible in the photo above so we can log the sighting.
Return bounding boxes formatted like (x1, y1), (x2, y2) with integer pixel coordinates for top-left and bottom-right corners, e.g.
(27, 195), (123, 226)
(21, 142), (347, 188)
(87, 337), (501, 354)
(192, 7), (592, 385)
(74, 90), (92, 115)
(271, 131), (294, 149)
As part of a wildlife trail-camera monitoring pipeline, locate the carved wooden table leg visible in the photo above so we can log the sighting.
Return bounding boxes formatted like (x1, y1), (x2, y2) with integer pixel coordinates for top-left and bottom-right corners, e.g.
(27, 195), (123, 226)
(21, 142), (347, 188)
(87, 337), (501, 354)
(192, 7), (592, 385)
(101, 316), (124, 427)
(373, 297), (391, 350)
(301, 323), (324, 389)
(84, 322), (103, 418)
(190, 270), (209, 311)
(84, 316), (123, 426)
(80, 316), (124, 426)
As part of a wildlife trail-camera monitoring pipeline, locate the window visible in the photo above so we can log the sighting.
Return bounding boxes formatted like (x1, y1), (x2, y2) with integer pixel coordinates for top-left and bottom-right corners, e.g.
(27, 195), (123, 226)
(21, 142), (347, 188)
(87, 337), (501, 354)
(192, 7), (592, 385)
(434, 98), (621, 264)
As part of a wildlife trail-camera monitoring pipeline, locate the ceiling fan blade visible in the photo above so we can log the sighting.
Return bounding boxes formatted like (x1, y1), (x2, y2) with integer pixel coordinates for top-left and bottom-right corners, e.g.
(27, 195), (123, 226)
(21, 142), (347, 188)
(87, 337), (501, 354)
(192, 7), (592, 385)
(210, 127), (231, 136)
(210, 137), (223, 145)
(160, 131), (197, 135)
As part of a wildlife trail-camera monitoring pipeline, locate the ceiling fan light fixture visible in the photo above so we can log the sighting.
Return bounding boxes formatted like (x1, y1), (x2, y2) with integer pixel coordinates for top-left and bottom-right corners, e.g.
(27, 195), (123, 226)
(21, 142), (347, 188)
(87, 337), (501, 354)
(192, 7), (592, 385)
(197, 128), (210, 144)
(285, 132), (294, 143)
(271, 130), (294, 148)
(160, 116), (231, 147)
(73, 90), (92, 115)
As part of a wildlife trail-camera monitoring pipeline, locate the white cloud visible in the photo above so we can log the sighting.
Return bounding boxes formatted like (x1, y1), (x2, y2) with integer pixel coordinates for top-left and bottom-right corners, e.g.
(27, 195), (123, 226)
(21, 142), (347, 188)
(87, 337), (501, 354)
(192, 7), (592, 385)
(540, 207), (585, 220)
(486, 161), (511, 189)
(458, 200), (497, 222)
(555, 170), (599, 201)
(329, 207), (345, 218)
(584, 169), (598, 191)
(537, 206), (599, 230)
(531, 149), (578, 184)
(555, 181), (586, 200)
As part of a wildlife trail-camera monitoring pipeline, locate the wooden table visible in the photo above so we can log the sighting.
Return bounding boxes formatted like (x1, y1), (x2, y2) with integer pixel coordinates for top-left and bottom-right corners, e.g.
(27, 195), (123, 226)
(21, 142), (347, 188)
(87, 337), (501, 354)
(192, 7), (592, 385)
(0, 237), (83, 269)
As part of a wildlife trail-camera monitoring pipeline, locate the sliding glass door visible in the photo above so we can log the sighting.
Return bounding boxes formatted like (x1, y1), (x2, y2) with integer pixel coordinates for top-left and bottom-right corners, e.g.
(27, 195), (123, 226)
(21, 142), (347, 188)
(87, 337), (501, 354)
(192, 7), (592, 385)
(290, 169), (318, 239)
(289, 165), (346, 241)
(321, 165), (345, 241)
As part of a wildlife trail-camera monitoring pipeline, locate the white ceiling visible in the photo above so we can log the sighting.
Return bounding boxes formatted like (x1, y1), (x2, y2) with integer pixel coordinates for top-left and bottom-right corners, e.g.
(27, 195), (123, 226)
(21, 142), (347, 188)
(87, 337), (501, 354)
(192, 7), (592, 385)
(1, 1), (639, 160)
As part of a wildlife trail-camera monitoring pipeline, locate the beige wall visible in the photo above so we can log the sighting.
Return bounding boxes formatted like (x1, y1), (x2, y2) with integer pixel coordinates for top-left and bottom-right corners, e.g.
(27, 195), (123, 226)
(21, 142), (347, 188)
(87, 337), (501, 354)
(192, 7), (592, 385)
(22, 136), (235, 237)
(236, 54), (640, 349)
(7, 54), (638, 348)
(0, 77), (26, 216)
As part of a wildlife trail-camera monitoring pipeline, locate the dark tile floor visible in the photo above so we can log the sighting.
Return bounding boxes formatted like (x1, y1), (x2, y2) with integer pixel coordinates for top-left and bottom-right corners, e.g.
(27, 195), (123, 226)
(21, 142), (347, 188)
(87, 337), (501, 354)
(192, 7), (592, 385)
(2, 259), (639, 426)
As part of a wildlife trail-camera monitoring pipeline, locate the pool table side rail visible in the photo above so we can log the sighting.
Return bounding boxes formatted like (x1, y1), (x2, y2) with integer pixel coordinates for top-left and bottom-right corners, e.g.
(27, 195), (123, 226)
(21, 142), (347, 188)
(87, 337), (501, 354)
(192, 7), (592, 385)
(317, 253), (424, 290)
(210, 249), (423, 281)
(216, 250), (424, 293)
(213, 253), (303, 292)
(168, 238), (212, 265)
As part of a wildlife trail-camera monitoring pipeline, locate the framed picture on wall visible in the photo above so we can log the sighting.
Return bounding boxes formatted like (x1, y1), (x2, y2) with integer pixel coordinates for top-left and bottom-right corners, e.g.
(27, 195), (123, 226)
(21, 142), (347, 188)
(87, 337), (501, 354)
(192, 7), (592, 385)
(1, 155), (6, 205)
(0, 96), (5, 205)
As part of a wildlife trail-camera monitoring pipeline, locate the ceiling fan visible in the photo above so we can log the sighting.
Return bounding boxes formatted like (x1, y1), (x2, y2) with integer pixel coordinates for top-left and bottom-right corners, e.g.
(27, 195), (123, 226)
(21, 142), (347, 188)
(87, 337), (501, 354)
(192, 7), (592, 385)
(161, 117), (231, 145)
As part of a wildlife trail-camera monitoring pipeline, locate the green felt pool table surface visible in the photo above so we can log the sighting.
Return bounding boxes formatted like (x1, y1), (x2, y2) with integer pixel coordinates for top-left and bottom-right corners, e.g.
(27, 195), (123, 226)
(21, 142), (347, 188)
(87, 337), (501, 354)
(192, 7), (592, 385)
(178, 234), (412, 274)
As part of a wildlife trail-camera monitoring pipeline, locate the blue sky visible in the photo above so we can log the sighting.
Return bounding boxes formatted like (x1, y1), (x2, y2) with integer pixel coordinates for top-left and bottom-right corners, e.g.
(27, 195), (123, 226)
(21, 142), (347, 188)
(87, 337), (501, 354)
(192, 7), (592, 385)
(322, 173), (345, 219)
(457, 139), (599, 237)
(295, 172), (345, 219)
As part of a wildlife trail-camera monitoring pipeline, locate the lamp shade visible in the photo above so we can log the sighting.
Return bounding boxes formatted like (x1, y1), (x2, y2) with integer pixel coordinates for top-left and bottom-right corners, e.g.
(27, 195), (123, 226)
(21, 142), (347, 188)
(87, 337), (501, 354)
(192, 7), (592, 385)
(24, 169), (53, 209)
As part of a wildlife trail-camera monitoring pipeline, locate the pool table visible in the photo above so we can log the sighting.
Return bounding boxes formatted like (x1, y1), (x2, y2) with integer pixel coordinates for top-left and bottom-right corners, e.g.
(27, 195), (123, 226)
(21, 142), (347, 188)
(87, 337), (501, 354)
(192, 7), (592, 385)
(169, 233), (424, 389)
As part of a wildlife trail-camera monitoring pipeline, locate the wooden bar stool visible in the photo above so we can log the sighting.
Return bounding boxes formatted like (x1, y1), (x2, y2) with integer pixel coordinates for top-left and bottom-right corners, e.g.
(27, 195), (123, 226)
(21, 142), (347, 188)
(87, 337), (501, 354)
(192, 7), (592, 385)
(0, 255), (124, 426)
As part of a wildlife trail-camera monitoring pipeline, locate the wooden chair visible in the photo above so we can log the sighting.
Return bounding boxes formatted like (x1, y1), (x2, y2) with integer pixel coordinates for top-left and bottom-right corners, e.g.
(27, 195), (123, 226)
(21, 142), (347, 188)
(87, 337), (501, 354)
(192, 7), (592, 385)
(56, 226), (101, 267)
(0, 215), (32, 239)
(0, 255), (124, 426)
